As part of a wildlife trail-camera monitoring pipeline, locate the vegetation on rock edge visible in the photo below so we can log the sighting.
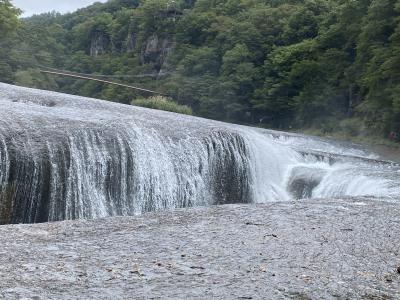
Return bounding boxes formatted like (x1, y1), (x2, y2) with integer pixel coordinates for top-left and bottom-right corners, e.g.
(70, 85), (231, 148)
(0, 0), (400, 141)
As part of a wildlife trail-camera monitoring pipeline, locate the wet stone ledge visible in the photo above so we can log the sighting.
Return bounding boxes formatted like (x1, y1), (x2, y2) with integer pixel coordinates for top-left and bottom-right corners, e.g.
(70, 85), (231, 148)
(0, 198), (399, 299)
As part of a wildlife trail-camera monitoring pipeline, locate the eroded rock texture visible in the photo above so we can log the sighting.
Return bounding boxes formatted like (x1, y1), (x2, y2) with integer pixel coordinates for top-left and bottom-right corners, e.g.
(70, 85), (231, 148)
(0, 198), (399, 299)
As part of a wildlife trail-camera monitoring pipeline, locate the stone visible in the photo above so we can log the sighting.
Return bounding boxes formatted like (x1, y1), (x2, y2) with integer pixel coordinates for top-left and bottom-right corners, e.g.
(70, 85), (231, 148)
(0, 198), (399, 299)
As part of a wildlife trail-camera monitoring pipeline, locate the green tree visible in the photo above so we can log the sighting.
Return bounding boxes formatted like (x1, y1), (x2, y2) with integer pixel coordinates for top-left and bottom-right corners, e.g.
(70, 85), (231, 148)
(0, 0), (20, 37)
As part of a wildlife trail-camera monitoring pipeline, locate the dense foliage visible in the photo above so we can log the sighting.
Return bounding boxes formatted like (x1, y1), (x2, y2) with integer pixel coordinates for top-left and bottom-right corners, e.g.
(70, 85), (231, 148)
(0, 0), (20, 34)
(0, 0), (20, 82)
(3, 0), (400, 138)
(132, 95), (193, 115)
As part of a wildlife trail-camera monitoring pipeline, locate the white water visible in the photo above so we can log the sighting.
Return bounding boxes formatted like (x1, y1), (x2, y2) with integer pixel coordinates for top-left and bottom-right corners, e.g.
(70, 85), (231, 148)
(241, 128), (400, 200)
(0, 83), (399, 223)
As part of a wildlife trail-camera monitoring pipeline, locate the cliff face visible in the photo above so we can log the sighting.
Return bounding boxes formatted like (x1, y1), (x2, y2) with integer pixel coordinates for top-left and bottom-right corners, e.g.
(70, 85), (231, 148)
(90, 31), (110, 56)
(126, 32), (136, 53)
(89, 30), (174, 72)
(140, 34), (174, 72)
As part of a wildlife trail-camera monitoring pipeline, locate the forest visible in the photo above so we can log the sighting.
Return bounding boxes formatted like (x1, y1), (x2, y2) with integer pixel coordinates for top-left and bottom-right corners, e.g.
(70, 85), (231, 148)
(1, 0), (400, 140)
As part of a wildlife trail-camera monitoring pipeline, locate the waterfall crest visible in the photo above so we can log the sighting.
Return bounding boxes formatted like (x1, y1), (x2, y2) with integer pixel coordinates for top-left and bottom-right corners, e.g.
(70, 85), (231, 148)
(0, 83), (399, 224)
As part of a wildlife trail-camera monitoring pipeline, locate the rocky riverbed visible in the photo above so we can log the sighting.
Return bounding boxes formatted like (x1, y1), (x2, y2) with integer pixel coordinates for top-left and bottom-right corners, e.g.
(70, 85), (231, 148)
(367, 144), (400, 163)
(0, 198), (399, 299)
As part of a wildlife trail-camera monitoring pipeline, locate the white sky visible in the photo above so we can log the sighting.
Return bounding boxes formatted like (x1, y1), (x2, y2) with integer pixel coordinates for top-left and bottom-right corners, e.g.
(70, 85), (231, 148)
(13, 0), (108, 17)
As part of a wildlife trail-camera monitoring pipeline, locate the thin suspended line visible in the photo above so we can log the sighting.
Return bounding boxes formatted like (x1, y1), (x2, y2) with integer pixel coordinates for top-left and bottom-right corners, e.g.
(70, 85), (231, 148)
(38, 65), (169, 78)
(39, 69), (167, 96)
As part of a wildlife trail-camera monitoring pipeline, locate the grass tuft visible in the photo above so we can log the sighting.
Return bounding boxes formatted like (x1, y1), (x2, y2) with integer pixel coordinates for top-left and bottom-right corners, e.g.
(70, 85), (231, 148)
(131, 96), (193, 115)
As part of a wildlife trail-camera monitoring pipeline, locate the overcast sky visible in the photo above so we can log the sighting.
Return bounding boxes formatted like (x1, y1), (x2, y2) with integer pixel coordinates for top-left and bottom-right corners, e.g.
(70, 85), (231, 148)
(13, 0), (107, 17)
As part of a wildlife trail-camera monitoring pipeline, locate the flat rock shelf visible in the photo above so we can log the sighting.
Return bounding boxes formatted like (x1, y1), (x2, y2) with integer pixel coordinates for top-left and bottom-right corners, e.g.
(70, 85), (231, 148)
(0, 198), (399, 299)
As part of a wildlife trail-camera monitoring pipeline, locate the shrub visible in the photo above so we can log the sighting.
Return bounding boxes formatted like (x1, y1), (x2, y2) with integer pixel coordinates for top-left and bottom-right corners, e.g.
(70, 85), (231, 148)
(131, 96), (193, 115)
(339, 118), (363, 137)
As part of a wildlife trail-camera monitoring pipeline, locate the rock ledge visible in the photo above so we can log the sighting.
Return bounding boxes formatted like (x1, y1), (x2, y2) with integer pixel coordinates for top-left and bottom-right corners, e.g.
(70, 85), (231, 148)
(0, 198), (399, 299)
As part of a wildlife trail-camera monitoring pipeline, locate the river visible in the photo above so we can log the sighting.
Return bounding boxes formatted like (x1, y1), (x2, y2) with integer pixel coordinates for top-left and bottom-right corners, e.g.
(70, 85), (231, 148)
(0, 83), (399, 224)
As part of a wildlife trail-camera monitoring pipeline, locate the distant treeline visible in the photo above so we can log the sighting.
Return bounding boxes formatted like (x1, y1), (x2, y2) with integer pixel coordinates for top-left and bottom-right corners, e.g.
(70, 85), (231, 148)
(1, 0), (400, 138)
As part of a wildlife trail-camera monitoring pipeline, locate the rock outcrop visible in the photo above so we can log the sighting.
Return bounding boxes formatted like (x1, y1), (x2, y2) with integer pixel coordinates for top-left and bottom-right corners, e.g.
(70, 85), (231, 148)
(126, 32), (136, 53)
(89, 29), (174, 71)
(90, 31), (110, 56)
(0, 198), (399, 299)
(141, 34), (174, 71)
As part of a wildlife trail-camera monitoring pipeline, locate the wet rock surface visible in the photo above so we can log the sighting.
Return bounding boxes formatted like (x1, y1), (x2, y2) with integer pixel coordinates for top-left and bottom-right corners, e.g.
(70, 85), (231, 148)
(0, 198), (399, 299)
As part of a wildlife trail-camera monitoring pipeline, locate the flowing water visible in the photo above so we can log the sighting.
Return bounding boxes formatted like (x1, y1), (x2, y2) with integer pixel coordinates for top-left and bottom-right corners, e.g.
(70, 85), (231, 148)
(0, 83), (399, 224)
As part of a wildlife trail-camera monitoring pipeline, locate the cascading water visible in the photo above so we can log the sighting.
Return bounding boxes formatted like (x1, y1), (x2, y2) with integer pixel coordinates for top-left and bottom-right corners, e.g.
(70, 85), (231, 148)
(0, 83), (399, 224)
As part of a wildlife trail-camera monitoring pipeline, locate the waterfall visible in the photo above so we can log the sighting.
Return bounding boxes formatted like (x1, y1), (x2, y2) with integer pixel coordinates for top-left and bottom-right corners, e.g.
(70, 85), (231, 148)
(0, 83), (399, 224)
